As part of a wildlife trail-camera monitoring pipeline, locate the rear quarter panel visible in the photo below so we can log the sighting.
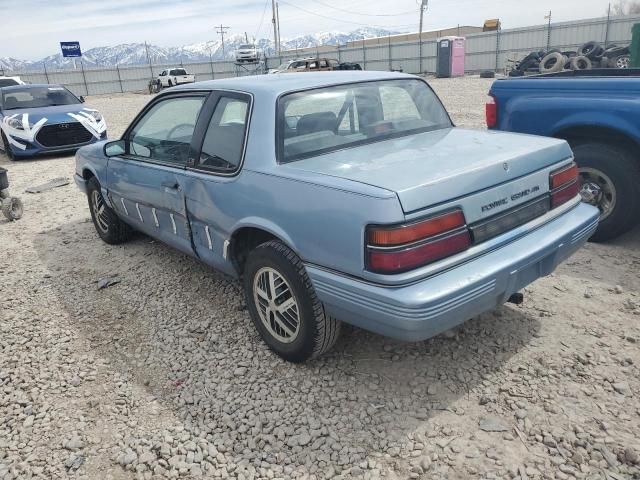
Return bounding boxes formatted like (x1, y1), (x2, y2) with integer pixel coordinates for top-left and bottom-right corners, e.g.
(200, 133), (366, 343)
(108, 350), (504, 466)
(183, 168), (404, 279)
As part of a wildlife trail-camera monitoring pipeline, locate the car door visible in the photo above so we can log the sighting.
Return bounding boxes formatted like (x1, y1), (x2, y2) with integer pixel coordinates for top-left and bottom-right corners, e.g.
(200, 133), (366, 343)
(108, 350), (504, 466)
(106, 92), (209, 255)
(181, 91), (252, 275)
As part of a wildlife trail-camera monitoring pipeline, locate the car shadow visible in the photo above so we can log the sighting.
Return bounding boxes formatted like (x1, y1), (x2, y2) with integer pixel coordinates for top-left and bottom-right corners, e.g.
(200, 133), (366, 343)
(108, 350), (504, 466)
(556, 222), (640, 291)
(34, 218), (541, 469)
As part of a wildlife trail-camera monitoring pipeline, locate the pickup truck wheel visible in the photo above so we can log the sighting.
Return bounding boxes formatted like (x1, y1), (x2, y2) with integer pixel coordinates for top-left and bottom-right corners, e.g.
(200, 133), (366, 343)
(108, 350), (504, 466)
(572, 142), (640, 241)
(87, 177), (133, 245)
(244, 240), (341, 363)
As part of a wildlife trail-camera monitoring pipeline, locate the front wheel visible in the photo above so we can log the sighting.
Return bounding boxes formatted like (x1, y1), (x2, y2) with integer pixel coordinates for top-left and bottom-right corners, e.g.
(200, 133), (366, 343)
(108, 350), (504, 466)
(571, 142), (640, 241)
(243, 240), (341, 363)
(87, 177), (133, 244)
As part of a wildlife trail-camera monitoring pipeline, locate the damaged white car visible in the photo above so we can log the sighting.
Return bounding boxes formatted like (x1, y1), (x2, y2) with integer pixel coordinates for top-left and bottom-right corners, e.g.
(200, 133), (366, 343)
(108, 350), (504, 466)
(0, 84), (106, 160)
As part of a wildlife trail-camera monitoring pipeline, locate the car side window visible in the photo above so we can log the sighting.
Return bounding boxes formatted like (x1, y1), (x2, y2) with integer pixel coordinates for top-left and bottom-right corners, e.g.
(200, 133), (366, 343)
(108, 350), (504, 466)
(197, 95), (250, 173)
(128, 96), (205, 165)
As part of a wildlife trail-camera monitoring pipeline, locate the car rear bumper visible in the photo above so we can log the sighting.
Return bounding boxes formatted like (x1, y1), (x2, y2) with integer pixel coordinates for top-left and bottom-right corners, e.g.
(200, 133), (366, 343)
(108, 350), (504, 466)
(307, 202), (599, 341)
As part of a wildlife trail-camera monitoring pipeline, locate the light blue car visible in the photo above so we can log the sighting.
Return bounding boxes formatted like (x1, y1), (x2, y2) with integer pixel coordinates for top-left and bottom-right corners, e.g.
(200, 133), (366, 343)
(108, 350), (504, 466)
(75, 71), (599, 362)
(0, 84), (107, 159)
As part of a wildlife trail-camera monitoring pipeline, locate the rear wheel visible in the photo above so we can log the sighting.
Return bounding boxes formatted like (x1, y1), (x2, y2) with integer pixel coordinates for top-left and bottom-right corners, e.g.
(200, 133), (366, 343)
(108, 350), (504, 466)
(243, 240), (341, 363)
(87, 177), (133, 244)
(571, 142), (640, 241)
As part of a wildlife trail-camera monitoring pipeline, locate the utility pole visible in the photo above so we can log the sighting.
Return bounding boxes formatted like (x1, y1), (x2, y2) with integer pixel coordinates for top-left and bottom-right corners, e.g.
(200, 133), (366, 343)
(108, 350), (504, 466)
(605, 3), (612, 47)
(271, 0), (279, 56)
(216, 24), (230, 59)
(144, 41), (154, 80)
(545, 11), (552, 51)
(276, 2), (282, 55)
(418, 0), (428, 74)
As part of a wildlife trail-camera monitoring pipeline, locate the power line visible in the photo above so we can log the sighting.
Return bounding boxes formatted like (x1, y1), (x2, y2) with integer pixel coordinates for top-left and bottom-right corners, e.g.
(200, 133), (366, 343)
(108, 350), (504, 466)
(276, 0), (417, 29)
(305, 0), (416, 17)
(254, 0), (270, 41)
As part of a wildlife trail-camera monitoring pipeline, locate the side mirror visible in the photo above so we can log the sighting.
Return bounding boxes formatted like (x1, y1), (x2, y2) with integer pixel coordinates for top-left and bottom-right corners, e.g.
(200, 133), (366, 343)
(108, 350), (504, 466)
(79, 96), (85, 103)
(104, 139), (125, 157)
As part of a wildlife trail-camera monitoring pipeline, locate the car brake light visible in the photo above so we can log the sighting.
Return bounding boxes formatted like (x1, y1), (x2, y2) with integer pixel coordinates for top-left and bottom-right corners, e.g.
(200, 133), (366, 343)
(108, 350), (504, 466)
(486, 95), (497, 128)
(366, 210), (471, 274)
(549, 162), (579, 208)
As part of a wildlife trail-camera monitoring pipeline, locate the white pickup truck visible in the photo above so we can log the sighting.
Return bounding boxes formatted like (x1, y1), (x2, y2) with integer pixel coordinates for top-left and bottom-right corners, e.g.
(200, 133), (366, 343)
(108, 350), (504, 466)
(157, 68), (195, 88)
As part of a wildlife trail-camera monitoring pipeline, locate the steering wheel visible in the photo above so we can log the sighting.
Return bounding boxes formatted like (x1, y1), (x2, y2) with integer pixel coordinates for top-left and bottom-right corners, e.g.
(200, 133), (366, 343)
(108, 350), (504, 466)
(167, 123), (195, 141)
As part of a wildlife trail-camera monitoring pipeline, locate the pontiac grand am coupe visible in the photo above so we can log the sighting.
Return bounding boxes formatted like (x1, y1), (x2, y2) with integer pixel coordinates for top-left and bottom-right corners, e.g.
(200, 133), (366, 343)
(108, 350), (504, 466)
(75, 71), (599, 362)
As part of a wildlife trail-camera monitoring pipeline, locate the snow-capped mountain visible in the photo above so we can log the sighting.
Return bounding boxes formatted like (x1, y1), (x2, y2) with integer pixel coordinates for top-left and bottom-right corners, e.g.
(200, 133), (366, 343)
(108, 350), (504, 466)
(0, 28), (399, 72)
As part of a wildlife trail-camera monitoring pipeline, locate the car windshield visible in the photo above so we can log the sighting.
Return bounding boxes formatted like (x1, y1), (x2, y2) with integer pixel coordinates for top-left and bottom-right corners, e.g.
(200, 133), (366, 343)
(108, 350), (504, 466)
(1, 86), (80, 110)
(279, 79), (452, 162)
(239, 44), (254, 49)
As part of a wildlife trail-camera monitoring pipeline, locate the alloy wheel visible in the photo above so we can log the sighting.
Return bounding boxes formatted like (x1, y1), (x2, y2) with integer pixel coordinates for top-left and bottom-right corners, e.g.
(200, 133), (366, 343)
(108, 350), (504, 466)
(253, 267), (301, 344)
(91, 189), (110, 233)
(579, 167), (616, 221)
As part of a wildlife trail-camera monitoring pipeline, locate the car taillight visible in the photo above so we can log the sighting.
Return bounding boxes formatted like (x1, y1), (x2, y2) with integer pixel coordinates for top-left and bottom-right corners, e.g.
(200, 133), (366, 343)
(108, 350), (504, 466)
(366, 210), (471, 274)
(550, 162), (579, 208)
(486, 95), (497, 128)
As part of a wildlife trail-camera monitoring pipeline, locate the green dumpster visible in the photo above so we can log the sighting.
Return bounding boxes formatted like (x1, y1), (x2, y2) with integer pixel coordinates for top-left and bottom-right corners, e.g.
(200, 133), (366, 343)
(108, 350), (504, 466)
(631, 23), (640, 67)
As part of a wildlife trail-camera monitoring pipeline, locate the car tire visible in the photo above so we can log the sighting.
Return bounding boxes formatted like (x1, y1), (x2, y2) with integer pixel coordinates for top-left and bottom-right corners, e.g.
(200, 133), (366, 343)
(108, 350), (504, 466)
(611, 54), (631, 69)
(571, 142), (640, 241)
(1, 133), (16, 160)
(2, 197), (23, 221)
(518, 58), (539, 72)
(87, 177), (133, 245)
(243, 240), (341, 363)
(578, 41), (602, 59)
(570, 55), (592, 70)
(539, 52), (565, 73)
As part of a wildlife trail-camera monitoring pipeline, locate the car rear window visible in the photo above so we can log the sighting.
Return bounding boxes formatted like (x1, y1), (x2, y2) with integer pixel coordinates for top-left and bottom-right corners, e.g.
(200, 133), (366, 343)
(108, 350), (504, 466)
(171, 69), (188, 76)
(278, 79), (452, 162)
(0, 79), (19, 87)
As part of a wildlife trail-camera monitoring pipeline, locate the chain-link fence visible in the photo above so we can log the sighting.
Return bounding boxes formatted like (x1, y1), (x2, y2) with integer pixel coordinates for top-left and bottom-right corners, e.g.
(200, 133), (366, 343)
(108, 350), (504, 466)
(6, 14), (639, 97)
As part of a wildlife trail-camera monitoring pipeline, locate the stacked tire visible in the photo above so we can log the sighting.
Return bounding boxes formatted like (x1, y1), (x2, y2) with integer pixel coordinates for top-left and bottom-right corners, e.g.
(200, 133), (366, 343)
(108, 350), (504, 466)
(509, 41), (631, 76)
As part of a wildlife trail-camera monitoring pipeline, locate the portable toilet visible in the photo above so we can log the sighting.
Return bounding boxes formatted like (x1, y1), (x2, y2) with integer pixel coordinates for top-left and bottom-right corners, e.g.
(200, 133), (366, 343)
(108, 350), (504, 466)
(437, 36), (466, 78)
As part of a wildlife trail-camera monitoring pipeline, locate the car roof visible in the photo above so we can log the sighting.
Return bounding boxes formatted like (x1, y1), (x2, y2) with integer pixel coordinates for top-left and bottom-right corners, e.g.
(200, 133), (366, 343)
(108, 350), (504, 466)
(171, 71), (417, 98)
(0, 83), (64, 92)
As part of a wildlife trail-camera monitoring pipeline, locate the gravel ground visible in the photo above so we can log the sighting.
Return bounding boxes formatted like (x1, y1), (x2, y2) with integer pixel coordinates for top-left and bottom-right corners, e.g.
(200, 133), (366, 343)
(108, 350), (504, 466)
(1, 76), (639, 480)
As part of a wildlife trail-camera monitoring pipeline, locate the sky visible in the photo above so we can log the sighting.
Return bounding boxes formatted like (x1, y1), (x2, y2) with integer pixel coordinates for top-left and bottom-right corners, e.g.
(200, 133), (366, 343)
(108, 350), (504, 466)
(0, 0), (615, 60)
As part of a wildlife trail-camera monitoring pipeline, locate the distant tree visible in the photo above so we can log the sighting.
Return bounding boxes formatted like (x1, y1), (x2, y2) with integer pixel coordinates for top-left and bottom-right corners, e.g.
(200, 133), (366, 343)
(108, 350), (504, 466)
(611, 0), (640, 15)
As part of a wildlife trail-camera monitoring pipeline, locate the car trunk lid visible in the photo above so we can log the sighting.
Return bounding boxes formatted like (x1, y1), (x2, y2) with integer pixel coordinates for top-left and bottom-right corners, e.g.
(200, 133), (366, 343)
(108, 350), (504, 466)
(285, 128), (572, 217)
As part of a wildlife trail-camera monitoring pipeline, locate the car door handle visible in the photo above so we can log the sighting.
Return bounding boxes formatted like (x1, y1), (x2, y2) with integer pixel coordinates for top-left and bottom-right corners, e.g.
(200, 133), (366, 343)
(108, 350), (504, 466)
(161, 181), (180, 190)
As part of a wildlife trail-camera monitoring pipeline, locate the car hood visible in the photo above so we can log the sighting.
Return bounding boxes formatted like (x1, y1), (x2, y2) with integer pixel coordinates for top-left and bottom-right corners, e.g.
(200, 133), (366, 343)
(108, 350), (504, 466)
(285, 128), (572, 213)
